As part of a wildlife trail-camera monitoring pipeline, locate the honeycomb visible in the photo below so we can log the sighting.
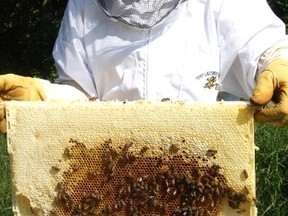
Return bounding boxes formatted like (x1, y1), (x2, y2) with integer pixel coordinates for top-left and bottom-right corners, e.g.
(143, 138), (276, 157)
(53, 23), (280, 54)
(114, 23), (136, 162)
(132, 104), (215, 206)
(51, 138), (251, 216)
(5, 101), (256, 216)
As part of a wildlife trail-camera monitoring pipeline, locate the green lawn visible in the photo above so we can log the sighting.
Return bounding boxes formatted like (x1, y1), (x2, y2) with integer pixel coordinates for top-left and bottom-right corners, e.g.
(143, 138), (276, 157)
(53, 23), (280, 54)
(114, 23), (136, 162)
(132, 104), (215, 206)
(254, 123), (288, 215)
(0, 134), (12, 216)
(0, 123), (287, 216)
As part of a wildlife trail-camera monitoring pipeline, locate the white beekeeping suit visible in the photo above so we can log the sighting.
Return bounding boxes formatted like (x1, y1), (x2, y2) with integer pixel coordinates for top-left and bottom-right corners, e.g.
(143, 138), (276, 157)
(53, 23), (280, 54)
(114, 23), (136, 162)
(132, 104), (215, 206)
(46, 0), (286, 101)
(39, 0), (287, 101)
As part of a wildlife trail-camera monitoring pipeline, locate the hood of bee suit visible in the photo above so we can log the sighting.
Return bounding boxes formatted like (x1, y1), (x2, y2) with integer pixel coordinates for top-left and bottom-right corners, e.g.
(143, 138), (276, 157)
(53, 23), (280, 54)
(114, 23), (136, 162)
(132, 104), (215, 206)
(95, 0), (187, 29)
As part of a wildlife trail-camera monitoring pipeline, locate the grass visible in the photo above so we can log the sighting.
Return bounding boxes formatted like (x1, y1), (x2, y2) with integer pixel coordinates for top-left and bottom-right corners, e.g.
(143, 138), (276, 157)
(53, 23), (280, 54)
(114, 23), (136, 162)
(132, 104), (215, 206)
(0, 124), (288, 215)
(255, 123), (288, 215)
(0, 134), (13, 216)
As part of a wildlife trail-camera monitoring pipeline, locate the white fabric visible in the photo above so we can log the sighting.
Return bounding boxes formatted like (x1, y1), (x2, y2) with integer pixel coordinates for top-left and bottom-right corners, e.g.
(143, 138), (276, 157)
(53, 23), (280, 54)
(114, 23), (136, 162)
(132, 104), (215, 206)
(51, 0), (287, 101)
(258, 38), (288, 74)
(39, 79), (88, 101)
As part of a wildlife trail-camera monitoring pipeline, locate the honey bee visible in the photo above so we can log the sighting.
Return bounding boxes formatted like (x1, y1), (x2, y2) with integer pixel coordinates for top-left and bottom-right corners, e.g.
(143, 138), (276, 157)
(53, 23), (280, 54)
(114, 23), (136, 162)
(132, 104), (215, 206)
(127, 153), (137, 163)
(117, 185), (126, 197)
(173, 207), (182, 214)
(87, 171), (98, 180)
(169, 144), (180, 154)
(126, 172), (134, 180)
(139, 146), (149, 155)
(89, 96), (98, 101)
(161, 97), (171, 102)
(109, 148), (119, 159)
(210, 200), (215, 208)
(242, 169), (249, 179)
(159, 204), (168, 213)
(103, 170), (116, 183)
(55, 182), (64, 191)
(118, 152), (136, 166)
(72, 204), (85, 216)
(63, 147), (72, 158)
(148, 197), (159, 208)
(51, 165), (60, 172)
(156, 155), (165, 166)
(171, 189), (178, 198)
(114, 199), (125, 210)
(214, 187), (220, 197)
(236, 192), (247, 202)
(243, 186), (250, 195)
(228, 200), (240, 209)
(209, 164), (220, 177)
(200, 195), (206, 202)
(206, 149), (218, 157)
(252, 197), (260, 205)
(57, 187), (73, 209)
(71, 164), (79, 172)
(102, 205), (112, 215)
(122, 142), (133, 153)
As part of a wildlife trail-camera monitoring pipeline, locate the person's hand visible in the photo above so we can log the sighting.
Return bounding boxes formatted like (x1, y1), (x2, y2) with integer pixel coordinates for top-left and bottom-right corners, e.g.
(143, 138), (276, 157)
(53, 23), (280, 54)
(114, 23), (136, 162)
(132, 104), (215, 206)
(0, 74), (46, 101)
(0, 74), (47, 133)
(250, 59), (288, 126)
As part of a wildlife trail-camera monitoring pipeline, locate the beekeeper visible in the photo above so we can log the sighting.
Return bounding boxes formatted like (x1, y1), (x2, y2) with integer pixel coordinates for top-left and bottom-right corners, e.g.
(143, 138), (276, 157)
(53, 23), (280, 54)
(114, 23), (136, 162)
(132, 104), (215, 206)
(0, 0), (288, 130)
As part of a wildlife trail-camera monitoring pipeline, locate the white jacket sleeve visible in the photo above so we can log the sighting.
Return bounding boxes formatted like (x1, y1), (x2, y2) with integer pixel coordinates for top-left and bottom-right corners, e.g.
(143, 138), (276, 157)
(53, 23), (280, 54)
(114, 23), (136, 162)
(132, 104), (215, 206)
(257, 37), (288, 73)
(218, 0), (287, 99)
(38, 79), (89, 101)
(52, 0), (97, 98)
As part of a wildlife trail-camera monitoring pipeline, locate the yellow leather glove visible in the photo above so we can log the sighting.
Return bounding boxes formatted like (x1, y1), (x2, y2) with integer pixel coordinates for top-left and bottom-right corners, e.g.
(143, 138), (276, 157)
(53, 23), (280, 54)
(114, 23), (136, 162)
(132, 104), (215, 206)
(0, 73), (47, 133)
(250, 59), (288, 126)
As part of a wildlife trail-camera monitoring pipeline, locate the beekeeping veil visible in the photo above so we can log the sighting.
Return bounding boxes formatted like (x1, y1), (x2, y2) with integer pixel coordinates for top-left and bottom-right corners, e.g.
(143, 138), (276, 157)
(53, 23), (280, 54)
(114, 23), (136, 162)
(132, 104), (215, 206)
(95, 0), (186, 29)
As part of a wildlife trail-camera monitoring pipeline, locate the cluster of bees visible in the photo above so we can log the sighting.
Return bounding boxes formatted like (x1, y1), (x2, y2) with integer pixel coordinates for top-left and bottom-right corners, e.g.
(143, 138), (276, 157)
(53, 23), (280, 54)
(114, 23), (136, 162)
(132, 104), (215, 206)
(51, 139), (250, 216)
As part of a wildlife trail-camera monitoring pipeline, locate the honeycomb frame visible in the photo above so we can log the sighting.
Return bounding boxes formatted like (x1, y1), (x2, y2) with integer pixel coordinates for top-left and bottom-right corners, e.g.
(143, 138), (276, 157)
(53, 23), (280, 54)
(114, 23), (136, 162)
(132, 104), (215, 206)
(5, 100), (257, 216)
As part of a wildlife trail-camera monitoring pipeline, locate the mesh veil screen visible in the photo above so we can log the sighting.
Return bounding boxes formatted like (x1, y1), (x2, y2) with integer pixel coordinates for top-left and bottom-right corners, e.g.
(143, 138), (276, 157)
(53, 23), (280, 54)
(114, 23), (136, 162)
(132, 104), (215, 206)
(96, 0), (184, 28)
